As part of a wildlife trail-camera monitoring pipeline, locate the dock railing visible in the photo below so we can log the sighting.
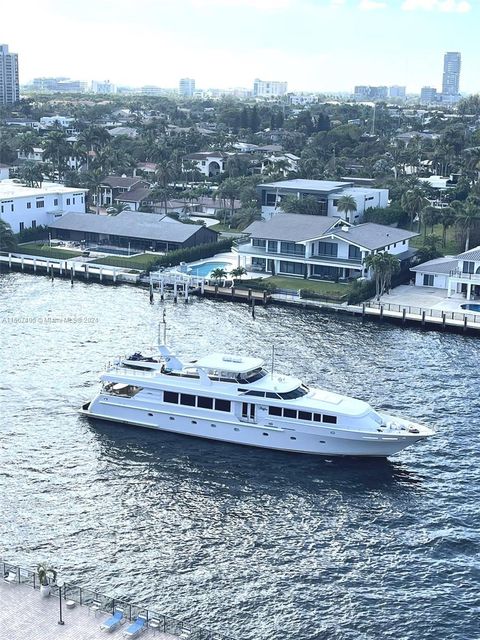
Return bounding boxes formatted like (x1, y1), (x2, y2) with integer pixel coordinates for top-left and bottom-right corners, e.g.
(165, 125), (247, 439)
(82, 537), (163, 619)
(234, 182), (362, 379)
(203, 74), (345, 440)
(0, 559), (235, 640)
(364, 300), (480, 324)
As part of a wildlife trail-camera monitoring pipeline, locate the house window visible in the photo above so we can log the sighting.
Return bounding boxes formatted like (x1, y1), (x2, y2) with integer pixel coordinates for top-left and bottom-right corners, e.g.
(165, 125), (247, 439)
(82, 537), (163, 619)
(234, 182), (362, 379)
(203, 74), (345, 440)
(267, 240), (278, 253)
(32, 220), (36, 228)
(317, 241), (338, 257)
(73, 197), (76, 204)
(462, 261), (474, 274)
(19, 222), (24, 231)
(279, 261), (304, 275)
(66, 198), (71, 205)
(265, 193), (277, 207)
(348, 245), (361, 260)
(280, 242), (305, 256)
(27, 202), (31, 209)
(36, 200), (44, 208)
(53, 199), (58, 206)
(423, 274), (434, 286)
(201, 160), (206, 165)
(252, 238), (266, 248)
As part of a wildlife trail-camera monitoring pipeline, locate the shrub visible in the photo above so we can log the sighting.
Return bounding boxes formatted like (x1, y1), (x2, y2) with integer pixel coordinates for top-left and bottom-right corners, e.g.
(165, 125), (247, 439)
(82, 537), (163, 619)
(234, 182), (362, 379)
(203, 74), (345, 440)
(149, 238), (234, 272)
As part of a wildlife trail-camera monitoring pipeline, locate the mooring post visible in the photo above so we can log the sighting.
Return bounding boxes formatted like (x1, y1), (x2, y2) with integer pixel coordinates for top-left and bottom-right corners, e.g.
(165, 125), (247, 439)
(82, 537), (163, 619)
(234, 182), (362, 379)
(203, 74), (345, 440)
(173, 281), (178, 303)
(380, 305), (384, 321)
(442, 312), (446, 330)
(214, 284), (218, 297)
(33, 258), (37, 273)
(231, 286), (235, 299)
(8, 253), (12, 268)
(113, 268), (116, 284)
(421, 310), (426, 326)
(85, 263), (89, 280)
(50, 264), (54, 281)
(200, 279), (204, 295)
(463, 315), (468, 333)
(263, 290), (267, 305)
(99, 267), (103, 282)
(21, 256), (24, 271)
(402, 308), (406, 324)
(70, 266), (74, 286)
(251, 299), (256, 319)
(149, 283), (154, 304)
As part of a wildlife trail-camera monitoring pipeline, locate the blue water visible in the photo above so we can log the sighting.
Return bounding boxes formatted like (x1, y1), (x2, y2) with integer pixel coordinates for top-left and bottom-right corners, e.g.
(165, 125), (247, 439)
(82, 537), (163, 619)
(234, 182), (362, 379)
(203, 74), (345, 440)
(461, 303), (480, 312)
(188, 261), (230, 277)
(0, 272), (479, 640)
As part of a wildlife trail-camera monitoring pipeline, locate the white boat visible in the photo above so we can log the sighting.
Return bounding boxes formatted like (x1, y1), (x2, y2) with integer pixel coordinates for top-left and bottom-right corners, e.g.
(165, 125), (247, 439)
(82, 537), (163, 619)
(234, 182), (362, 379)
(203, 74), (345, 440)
(80, 333), (433, 458)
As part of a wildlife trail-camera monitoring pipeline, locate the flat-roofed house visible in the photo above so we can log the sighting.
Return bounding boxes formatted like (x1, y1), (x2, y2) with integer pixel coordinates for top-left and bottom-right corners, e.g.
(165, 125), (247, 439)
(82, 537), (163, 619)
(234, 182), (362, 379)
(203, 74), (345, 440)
(257, 178), (388, 222)
(411, 246), (480, 300)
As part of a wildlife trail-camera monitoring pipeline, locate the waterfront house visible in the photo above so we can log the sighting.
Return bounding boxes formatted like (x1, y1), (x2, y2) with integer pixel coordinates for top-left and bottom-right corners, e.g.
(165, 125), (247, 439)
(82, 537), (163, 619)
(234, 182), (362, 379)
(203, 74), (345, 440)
(411, 246), (480, 300)
(94, 176), (150, 208)
(0, 180), (87, 233)
(236, 213), (417, 281)
(183, 152), (230, 178)
(257, 179), (388, 221)
(48, 211), (218, 252)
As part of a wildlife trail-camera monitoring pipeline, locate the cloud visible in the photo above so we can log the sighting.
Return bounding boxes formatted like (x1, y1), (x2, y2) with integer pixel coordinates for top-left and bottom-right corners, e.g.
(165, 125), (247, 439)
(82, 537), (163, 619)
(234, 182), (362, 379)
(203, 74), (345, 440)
(358, 0), (387, 8)
(401, 0), (471, 11)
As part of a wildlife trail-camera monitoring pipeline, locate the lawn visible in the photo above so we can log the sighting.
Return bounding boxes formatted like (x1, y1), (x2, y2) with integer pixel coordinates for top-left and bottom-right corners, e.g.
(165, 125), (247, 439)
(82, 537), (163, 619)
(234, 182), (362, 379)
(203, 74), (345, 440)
(89, 254), (161, 270)
(410, 223), (462, 255)
(15, 243), (83, 259)
(260, 276), (350, 298)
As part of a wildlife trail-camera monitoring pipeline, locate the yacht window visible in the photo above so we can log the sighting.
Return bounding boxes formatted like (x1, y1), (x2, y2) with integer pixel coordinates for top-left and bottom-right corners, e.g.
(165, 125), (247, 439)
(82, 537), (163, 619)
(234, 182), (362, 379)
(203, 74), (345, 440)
(198, 396), (214, 409)
(278, 386), (309, 400)
(283, 408), (297, 419)
(237, 368), (267, 384)
(268, 406), (282, 416)
(180, 393), (196, 407)
(215, 399), (231, 412)
(313, 413), (322, 422)
(266, 392), (281, 399)
(323, 414), (337, 424)
(244, 390), (265, 397)
(107, 384), (142, 397)
(164, 391), (179, 404)
(299, 411), (312, 421)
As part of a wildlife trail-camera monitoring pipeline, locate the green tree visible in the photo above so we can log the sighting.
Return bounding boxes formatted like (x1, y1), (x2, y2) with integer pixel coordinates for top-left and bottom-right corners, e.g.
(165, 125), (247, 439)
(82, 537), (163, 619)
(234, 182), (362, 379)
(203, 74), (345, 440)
(42, 130), (70, 180)
(230, 266), (247, 280)
(455, 197), (480, 252)
(20, 161), (44, 188)
(211, 267), (228, 284)
(400, 188), (429, 229)
(363, 252), (400, 300)
(336, 195), (358, 223)
(0, 219), (17, 251)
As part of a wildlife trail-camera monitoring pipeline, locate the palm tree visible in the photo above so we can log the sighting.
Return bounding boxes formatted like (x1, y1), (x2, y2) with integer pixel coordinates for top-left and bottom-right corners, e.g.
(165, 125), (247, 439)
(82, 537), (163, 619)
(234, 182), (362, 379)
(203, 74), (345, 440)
(83, 168), (106, 215)
(20, 162), (44, 188)
(218, 178), (241, 225)
(77, 126), (111, 170)
(108, 203), (131, 215)
(420, 206), (440, 240)
(363, 252), (400, 300)
(211, 268), (227, 285)
(231, 266), (247, 281)
(455, 197), (480, 252)
(336, 195), (357, 223)
(439, 206), (456, 248)
(0, 219), (17, 251)
(18, 131), (39, 158)
(42, 130), (70, 180)
(400, 189), (429, 230)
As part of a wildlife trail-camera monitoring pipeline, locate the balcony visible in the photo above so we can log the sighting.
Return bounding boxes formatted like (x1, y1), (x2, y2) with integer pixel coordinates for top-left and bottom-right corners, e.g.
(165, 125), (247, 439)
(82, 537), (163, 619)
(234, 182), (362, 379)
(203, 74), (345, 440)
(236, 243), (363, 268)
(449, 269), (480, 283)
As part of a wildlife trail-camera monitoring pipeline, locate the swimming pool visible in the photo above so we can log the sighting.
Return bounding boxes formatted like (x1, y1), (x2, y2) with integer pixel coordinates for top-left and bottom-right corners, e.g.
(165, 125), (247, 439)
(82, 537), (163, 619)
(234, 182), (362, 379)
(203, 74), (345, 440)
(461, 303), (480, 313)
(188, 261), (231, 277)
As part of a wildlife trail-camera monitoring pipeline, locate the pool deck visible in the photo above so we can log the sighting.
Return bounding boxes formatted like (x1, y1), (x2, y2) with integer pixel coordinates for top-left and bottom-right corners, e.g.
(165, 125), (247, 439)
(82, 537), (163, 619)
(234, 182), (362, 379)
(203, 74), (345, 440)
(0, 580), (179, 640)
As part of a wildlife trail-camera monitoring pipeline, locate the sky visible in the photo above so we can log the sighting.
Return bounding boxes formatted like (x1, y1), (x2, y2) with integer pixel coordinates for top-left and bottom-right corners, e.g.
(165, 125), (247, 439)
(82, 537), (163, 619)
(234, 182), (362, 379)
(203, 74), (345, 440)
(3, 0), (478, 94)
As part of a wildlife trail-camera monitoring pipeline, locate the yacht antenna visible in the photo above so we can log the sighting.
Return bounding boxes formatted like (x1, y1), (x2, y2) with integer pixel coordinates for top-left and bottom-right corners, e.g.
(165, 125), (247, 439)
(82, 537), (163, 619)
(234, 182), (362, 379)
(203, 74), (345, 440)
(271, 345), (275, 377)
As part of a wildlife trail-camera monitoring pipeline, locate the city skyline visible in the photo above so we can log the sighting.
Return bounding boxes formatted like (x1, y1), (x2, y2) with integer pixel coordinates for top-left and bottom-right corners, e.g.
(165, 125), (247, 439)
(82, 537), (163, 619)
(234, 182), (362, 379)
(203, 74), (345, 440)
(3, 0), (478, 94)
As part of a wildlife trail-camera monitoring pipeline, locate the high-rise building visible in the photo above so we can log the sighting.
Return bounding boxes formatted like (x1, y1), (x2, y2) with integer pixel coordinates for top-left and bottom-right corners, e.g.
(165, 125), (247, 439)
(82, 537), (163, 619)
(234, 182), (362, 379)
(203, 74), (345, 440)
(420, 86), (438, 104)
(91, 80), (116, 94)
(179, 78), (195, 97)
(389, 86), (406, 100)
(253, 79), (288, 98)
(442, 52), (461, 96)
(0, 44), (20, 105)
(353, 85), (388, 101)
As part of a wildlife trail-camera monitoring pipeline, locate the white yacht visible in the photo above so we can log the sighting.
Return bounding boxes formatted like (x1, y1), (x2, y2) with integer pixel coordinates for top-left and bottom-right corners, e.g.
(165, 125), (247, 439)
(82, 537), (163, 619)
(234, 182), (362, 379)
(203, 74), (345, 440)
(80, 337), (433, 458)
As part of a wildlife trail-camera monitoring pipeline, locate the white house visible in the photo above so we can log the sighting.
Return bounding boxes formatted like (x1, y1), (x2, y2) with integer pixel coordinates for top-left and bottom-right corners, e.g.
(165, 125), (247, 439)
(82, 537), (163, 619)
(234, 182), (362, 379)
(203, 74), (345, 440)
(0, 180), (87, 233)
(236, 213), (417, 281)
(261, 153), (300, 176)
(411, 246), (480, 301)
(17, 147), (45, 162)
(183, 152), (230, 177)
(257, 179), (389, 222)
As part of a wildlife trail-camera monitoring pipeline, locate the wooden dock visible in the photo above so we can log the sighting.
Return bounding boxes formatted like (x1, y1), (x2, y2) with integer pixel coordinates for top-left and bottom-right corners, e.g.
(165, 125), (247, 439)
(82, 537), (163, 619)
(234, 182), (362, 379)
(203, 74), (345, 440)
(200, 284), (270, 304)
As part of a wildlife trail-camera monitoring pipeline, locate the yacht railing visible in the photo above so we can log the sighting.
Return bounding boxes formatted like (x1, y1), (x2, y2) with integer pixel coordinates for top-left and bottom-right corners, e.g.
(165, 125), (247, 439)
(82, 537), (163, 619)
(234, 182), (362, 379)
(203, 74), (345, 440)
(0, 559), (235, 640)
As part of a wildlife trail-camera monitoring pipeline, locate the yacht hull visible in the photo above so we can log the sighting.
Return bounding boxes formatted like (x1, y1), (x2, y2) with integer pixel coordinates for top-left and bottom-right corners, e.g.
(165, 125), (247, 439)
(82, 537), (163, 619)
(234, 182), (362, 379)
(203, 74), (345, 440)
(80, 400), (426, 458)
